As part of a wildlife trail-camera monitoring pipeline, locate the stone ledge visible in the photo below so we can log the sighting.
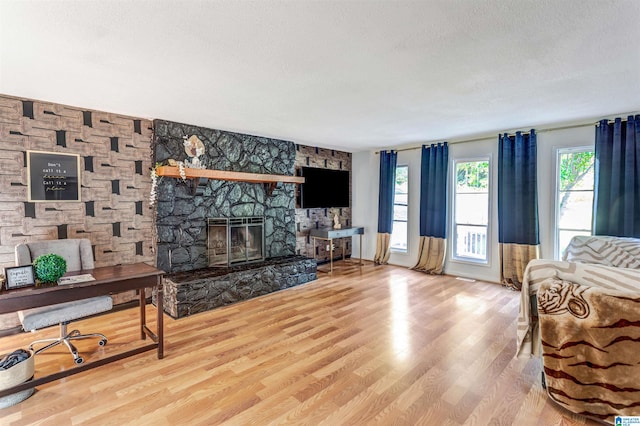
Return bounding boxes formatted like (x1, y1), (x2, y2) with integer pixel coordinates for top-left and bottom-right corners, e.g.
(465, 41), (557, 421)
(157, 255), (317, 319)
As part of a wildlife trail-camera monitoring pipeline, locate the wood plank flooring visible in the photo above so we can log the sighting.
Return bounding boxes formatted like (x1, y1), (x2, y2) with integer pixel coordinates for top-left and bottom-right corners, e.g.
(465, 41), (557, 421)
(0, 261), (600, 425)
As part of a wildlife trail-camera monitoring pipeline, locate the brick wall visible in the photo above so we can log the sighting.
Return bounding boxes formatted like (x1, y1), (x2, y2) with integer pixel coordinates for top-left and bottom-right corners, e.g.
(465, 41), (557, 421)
(0, 94), (155, 269)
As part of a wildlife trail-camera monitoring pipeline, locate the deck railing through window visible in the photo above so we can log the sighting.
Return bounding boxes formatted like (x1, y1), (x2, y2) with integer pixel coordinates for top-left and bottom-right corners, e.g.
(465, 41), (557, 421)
(455, 225), (487, 259)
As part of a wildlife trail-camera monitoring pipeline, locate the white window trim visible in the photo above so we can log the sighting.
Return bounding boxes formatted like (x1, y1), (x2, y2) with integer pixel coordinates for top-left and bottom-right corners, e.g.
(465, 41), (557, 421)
(450, 156), (492, 266)
(390, 164), (409, 253)
(554, 146), (594, 260)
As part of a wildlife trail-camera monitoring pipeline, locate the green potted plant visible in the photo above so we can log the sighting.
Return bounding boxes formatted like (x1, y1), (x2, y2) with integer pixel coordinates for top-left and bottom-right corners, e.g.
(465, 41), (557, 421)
(32, 254), (67, 285)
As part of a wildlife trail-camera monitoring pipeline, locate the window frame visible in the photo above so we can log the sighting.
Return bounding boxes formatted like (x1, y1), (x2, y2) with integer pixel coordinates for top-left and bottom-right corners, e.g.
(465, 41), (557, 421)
(451, 156), (491, 265)
(554, 146), (594, 260)
(390, 164), (409, 253)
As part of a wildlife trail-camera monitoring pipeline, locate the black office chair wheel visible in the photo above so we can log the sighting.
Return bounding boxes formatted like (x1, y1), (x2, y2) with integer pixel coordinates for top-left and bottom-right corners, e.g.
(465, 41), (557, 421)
(99, 338), (107, 346)
(75, 357), (84, 365)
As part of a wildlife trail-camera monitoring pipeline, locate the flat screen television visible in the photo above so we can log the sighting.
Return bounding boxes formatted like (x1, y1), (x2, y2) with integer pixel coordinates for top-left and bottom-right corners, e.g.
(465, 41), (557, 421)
(299, 166), (350, 208)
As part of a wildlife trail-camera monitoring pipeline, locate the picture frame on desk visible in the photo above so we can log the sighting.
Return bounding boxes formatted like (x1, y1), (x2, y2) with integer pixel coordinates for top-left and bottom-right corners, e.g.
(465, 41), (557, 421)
(3, 266), (36, 290)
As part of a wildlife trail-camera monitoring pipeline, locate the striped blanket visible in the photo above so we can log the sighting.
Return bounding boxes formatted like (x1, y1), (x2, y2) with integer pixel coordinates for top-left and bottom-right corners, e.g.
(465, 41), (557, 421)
(538, 279), (640, 422)
(563, 236), (640, 269)
(516, 259), (640, 358)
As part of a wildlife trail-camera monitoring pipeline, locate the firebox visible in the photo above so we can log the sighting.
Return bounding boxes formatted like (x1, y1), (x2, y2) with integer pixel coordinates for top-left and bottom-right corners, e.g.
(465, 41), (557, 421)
(207, 217), (265, 267)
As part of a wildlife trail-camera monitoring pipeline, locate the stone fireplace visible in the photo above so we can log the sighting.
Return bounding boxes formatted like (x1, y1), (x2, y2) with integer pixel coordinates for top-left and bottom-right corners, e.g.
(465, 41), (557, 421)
(152, 119), (316, 318)
(207, 217), (265, 267)
(153, 119), (299, 274)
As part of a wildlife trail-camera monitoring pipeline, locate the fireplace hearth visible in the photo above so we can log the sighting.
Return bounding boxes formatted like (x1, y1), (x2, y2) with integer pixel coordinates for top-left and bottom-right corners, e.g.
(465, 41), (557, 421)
(157, 255), (317, 318)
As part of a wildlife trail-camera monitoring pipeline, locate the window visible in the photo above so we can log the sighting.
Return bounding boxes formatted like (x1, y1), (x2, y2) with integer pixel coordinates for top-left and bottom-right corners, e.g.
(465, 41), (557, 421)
(453, 159), (490, 263)
(555, 148), (594, 259)
(390, 165), (408, 252)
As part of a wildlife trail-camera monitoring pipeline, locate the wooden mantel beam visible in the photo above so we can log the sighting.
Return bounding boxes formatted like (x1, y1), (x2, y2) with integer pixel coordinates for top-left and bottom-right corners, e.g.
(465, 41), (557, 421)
(155, 166), (304, 185)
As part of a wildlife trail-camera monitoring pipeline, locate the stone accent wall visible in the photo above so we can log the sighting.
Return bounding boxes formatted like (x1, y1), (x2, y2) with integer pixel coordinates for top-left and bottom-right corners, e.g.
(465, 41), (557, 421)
(153, 120), (297, 273)
(0, 94), (155, 330)
(158, 255), (316, 318)
(294, 145), (352, 262)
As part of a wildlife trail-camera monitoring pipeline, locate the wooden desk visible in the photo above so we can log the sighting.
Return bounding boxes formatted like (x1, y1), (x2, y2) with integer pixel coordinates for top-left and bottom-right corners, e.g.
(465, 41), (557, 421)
(0, 263), (164, 398)
(310, 227), (364, 273)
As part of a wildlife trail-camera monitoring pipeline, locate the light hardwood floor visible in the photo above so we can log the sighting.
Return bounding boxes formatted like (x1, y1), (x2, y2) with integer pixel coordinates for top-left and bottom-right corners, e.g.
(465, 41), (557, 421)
(0, 261), (600, 425)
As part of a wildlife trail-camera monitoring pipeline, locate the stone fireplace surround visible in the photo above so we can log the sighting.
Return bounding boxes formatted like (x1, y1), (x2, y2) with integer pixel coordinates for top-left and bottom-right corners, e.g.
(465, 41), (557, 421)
(153, 120), (316, 317)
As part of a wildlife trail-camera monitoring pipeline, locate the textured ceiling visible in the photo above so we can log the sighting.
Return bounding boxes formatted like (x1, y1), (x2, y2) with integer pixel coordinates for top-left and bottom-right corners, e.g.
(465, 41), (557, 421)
(1, 0), (639, 152)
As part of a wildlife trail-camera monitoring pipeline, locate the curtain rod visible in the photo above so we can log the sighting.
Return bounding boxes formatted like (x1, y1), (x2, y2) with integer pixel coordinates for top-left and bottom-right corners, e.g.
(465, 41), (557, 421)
(374, 113), (639, 154)
(375, 122), (586, 154)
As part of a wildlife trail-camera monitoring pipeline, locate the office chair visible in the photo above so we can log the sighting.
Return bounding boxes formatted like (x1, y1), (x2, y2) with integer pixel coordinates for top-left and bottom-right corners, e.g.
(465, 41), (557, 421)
(16, 239), (112, 364)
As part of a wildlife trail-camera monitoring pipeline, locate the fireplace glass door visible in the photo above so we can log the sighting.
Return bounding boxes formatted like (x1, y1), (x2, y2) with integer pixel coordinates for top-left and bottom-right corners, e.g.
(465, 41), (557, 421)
(207, 218), (229, 267)
(229, 217), (264, 264)
(208, 217), (265, 267)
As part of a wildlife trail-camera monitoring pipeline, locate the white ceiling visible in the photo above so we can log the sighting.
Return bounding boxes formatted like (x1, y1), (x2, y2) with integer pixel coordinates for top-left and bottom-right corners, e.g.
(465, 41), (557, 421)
(1, 1), (639, 152)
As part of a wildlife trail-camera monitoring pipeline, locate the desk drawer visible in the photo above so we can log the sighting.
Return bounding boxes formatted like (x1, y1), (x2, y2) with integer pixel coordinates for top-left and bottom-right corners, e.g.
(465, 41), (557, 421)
(329, 229), (353, 238)
(310, 227), (364, 239)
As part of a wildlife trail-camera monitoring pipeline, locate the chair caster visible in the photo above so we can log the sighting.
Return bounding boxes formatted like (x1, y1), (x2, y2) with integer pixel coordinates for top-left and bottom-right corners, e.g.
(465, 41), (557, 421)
(99, 338), (107, 346)
(75, 357), (84, 365)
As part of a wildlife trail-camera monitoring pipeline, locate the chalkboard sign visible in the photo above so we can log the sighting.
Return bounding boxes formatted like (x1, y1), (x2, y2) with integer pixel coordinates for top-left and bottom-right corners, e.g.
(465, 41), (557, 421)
(27, 151), (81, 202)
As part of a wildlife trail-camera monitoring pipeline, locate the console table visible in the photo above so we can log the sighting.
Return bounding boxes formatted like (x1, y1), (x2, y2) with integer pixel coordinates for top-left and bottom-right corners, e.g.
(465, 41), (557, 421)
(0, 263), (164, 398)
(309, 227), (364, 273)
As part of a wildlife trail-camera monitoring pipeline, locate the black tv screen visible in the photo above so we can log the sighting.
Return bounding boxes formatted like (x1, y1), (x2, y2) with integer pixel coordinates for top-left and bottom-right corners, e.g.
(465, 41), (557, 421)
(299, 167), (350, 208)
